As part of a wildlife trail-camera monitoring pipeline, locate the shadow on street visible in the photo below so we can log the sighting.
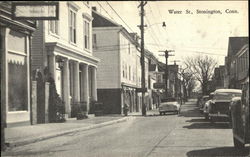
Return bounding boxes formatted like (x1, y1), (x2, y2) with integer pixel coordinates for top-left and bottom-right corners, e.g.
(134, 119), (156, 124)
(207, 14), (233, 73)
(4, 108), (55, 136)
(183, 122), (230, 129)
(186, 146), (250, 157)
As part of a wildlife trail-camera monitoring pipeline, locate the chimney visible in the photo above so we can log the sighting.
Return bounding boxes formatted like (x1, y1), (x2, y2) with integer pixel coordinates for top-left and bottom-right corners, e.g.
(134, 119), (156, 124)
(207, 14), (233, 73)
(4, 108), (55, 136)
(92, 7), (97, 11)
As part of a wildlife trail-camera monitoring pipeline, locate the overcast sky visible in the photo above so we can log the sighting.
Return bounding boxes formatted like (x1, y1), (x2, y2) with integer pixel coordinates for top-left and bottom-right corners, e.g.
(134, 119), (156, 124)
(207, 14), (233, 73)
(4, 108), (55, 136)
(92, 1), (248, 66)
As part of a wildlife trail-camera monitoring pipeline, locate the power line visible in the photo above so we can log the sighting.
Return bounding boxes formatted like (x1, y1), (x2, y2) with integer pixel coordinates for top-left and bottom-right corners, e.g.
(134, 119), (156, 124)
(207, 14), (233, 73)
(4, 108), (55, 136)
(148, 2), (162, 36)
(97, 2), (114, 20)
(106, 1), (134, 33)
(145, 16), (162, 50)
(94, 44), (227, 57)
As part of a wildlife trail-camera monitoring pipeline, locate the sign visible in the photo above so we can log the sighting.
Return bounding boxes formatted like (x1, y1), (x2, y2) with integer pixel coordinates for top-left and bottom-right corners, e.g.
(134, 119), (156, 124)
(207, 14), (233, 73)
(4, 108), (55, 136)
(153, 83), (166, 89)
(12, 2), (59, 20)
(136, 88), (147, 93)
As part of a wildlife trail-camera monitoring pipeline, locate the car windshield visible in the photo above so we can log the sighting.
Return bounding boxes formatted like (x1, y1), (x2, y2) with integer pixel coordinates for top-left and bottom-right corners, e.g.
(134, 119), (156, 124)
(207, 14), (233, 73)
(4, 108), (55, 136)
(214, 92), (242, 100)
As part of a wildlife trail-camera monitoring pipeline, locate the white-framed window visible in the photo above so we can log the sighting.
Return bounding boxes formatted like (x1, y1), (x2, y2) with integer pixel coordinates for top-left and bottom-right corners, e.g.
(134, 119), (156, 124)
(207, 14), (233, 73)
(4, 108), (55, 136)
(49, 20), (59, 35)
(84, 20), (90, 49)
(125, 64), (127, 79)
(69, 9), (76, 44)
(93, 34), (97, 49)
(129, 65), (131, 80)
(122, 62), (125, 78)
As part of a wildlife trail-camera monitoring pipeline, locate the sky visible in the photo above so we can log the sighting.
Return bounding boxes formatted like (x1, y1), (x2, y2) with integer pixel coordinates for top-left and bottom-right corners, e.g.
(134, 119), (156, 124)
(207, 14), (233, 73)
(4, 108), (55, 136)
(92, 1), (248, 66)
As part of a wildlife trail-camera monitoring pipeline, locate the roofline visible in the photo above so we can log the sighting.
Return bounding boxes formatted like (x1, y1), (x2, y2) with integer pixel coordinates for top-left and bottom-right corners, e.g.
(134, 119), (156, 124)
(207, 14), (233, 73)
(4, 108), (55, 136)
(92, 9), (121, 27)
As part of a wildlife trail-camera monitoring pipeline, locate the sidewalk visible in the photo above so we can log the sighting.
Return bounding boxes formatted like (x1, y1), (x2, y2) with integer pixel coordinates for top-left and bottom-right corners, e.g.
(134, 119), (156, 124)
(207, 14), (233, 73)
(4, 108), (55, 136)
(128, 109), (159, 116)
(5, 115), (133, 148)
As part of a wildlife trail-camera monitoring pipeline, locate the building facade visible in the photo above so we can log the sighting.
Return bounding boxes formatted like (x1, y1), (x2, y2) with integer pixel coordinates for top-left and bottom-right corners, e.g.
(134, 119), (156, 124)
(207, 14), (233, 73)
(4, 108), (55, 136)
(147, 50), (161, 109)
(225, 37), (249, 89)
(1, 2), (37, 126)
(92, 9), (151, 114)
(31, 1), (99, 119)
(213, 65), (226, 89)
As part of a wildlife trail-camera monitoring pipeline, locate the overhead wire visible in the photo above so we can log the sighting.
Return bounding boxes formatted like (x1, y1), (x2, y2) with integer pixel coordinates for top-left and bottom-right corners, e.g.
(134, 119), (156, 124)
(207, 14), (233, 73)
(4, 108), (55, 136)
(106, 1), (135, 33)
(97, 1), (115, 20)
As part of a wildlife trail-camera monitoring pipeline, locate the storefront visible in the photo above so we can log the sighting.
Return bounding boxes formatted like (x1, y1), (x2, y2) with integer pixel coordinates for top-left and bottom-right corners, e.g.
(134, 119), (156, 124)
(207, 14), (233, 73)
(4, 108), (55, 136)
(0, 2), (36, 126)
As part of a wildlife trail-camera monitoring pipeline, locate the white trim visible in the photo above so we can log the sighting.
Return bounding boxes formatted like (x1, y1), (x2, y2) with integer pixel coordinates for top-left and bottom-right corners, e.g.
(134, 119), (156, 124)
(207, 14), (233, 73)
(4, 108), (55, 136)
(48, 20), (60, 38)
(67, 2), (80, 11)
(8, 50), (27, 56)
(82, 12), (93, 21)
(93, 26), (122, 31)
(8, 111), (28, 114)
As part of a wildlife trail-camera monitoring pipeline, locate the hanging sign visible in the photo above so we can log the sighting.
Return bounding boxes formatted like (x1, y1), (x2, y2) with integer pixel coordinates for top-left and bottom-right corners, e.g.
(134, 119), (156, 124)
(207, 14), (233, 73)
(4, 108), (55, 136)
(12, 2), (59, 20)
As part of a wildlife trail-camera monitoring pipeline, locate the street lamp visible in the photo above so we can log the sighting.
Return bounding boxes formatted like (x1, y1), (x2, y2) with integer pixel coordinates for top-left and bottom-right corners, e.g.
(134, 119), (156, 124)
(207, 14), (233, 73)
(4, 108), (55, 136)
(144, 22), (166, 29)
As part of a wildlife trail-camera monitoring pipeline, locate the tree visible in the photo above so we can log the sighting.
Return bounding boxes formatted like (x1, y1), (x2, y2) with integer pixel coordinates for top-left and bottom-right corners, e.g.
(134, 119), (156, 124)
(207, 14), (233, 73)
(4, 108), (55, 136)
(179, 67), (196, 101)
(184, 55), (217, 95)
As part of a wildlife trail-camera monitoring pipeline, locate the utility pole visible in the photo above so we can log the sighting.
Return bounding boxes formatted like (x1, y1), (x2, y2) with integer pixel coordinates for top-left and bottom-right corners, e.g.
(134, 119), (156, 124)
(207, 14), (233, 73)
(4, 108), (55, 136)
(138, 1), (147, 116)
(170, 60), (180, 98)
(159, 50), (174, 98)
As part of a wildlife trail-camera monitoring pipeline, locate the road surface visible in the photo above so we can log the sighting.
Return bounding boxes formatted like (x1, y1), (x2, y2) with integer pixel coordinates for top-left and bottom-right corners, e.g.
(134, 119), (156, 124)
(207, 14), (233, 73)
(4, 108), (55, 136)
(2, 99), (249, 157)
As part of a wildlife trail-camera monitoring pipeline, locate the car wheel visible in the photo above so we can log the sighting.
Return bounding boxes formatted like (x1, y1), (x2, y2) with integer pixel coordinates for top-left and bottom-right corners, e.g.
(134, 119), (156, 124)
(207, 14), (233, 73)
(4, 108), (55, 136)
(233, 137), (245, 149)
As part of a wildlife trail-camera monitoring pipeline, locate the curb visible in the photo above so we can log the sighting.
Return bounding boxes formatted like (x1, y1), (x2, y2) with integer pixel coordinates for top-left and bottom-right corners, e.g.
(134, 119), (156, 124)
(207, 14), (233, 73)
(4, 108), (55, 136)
(7, 116), (133, 148)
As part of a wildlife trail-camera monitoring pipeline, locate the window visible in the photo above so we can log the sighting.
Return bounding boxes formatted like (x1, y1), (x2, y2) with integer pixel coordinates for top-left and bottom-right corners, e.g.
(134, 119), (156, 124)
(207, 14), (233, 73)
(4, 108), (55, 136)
(69, 10), (76, 43)
(125, 64), (127, 79)
(122, 62), (125, 78)
(129, 66), (131, 80)
(84, 20), (90, 49)
(49, 20), (59, 35)
(93, 34), (97, 49)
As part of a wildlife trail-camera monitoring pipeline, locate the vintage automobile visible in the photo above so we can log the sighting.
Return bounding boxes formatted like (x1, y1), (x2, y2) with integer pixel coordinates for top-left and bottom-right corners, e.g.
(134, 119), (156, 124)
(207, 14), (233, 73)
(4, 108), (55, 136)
(159, 98), (181, 115)
(199, 95), (210, 113)
(208, 89), (242, 122)
(203, 92), (214, 120)
(230, 76), (249, 148)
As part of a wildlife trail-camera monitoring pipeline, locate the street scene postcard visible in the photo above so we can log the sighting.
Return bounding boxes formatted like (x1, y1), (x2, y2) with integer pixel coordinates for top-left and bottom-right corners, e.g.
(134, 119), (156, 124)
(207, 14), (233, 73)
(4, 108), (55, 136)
(0, 0), (249, 157)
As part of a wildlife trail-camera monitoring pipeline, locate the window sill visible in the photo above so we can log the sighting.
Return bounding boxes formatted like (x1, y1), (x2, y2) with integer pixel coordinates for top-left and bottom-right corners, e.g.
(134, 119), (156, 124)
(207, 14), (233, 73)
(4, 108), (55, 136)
(8, 111), (29, 114)
(84, 48), (91, 53)
(49, 32), (60, 39)
(69, 42), (77, 47)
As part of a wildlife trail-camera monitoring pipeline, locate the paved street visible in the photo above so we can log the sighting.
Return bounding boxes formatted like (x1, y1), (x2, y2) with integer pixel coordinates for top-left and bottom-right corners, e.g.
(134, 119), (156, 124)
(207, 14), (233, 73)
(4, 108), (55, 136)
(2, 99), (249, 157)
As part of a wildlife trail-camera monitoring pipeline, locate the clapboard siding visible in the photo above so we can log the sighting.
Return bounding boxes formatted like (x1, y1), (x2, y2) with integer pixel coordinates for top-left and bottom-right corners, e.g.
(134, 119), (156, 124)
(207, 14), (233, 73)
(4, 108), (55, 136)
(31, 21), (44, 72)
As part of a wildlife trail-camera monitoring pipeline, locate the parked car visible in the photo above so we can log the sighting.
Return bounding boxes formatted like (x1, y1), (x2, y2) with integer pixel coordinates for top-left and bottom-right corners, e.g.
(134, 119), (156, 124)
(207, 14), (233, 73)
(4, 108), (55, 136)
(230, 76), (249, 148)
(203, 92), (214, 120)
(159, 98), (181, 115)
(199, 95), (210, 113)
(208, 89), (242, 122)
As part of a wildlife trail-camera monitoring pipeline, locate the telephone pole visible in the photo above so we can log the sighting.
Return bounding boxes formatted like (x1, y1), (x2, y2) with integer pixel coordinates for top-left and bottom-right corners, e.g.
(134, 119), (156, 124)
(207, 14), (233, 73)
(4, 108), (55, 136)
(159, 50), (174, 97)
(138, 1), (147, 116)
(170, 60), (180, 98)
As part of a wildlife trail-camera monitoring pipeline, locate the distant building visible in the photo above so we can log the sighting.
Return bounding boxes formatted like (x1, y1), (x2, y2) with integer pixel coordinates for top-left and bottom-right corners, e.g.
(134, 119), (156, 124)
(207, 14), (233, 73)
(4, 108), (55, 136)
(225, 37), (249, 89)
(213, 65), (226, 89)
(157, 62), (180, 98)
(146, 49), (161, 109)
